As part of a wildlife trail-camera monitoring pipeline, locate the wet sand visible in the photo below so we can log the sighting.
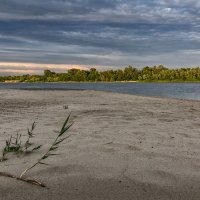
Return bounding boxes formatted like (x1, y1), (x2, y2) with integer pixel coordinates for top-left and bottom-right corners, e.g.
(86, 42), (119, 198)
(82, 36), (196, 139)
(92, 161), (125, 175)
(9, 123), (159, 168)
(0, 89), (200, 200)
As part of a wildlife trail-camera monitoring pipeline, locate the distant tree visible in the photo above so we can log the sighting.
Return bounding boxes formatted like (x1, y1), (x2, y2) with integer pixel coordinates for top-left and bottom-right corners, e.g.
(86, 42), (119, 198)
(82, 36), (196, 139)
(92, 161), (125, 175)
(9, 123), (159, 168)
(124, 66), (138, 80)
(88, 68), (99, 81)
(44, 70), (55, 77)
(116, 69), (124, 81)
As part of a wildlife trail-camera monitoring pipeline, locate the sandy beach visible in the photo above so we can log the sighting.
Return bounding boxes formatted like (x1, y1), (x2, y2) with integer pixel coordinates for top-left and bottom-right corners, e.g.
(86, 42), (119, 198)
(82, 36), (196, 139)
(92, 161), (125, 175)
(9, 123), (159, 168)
(0, 89), (200, 200)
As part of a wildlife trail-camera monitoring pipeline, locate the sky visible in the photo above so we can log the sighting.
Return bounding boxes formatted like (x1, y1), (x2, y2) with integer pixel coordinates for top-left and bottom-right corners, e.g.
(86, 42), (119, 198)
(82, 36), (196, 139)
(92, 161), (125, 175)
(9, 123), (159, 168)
(0, 0), (200, 74)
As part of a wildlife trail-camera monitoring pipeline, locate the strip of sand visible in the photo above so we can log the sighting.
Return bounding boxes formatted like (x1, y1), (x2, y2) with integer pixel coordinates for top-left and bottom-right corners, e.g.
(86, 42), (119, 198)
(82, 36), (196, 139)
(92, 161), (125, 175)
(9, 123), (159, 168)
(0, 89), (200, 200)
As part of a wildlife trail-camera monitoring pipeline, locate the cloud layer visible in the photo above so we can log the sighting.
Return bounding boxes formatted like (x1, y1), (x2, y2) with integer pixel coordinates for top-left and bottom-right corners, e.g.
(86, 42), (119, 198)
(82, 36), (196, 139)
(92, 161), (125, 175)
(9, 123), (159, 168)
(0, 0), (200, 74)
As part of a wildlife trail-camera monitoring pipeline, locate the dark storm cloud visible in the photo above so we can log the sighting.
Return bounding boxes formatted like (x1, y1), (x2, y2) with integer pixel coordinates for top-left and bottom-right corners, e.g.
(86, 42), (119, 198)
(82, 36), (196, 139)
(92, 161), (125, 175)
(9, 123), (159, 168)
(0, 0), (200, 73)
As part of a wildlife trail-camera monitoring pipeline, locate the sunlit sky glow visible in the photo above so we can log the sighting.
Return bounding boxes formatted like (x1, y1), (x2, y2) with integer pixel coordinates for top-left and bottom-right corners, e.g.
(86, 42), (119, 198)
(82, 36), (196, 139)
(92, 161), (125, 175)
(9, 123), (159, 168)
(1, 0), (200, 74)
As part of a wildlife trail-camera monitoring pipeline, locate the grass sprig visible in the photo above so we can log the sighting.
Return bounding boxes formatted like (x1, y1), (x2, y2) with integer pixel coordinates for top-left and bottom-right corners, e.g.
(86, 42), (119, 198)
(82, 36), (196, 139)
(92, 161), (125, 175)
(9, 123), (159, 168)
(20, 114), (73, 179)
(1, 134), (22, 161)
(0, 114), (73, 187)
(0, 122), (41, 162)
(24, 122), (36, 151)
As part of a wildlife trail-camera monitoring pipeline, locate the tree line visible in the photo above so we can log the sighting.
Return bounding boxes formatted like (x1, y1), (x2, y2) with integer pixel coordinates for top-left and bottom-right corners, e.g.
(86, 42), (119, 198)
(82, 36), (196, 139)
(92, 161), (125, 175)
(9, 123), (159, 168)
(1, 65), (200, 82)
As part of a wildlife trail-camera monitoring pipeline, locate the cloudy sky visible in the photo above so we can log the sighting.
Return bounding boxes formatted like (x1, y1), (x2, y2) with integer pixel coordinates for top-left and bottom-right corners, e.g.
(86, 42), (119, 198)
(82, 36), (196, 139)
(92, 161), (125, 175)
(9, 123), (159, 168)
(0, 0), (200, 74)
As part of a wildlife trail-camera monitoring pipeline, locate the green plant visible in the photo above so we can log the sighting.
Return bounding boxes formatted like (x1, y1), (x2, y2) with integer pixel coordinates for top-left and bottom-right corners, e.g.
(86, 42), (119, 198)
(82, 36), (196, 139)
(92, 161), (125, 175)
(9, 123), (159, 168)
(25, 122), (36, 151)
(23, 122), (42, 153)
(0, 114), (73, 187)
(1, 134), (22, 161)
(20, 114), (73, 178)
(0, 122), (41, 162)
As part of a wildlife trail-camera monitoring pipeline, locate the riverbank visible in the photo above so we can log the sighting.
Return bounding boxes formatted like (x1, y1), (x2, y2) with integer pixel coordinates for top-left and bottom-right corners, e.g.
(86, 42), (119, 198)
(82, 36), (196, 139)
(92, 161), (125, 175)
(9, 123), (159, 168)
(0, 82), (200, 101)
(1, 80), (200, 83)
(0, 90), (200, 200)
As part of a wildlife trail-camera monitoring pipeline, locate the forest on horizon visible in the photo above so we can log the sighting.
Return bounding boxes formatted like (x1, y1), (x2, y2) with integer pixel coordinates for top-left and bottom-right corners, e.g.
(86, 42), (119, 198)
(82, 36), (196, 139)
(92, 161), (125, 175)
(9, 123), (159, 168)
(0, 65), (200, 82)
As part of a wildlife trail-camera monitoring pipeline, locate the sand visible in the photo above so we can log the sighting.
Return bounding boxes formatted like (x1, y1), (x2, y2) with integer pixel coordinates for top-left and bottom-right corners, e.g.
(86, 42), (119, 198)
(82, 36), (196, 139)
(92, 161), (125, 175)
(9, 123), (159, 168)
(0, 89), (200, 200)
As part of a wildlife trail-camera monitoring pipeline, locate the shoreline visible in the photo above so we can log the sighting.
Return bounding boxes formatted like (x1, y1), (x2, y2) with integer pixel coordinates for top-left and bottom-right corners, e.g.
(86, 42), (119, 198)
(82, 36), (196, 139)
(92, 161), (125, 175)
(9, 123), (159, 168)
(0, 82), (200, 102)
(1, 80), (200, 83)
(0, 88), (200, 102)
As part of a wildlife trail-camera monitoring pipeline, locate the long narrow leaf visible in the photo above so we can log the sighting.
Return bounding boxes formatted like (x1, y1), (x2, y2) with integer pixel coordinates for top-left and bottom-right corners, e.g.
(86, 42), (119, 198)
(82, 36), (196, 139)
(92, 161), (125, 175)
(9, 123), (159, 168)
(59, 123), (73, 136)
(31, 145), (42, 152)
(49, 146), (58, 151)
(48, 153), (59, 156)
(54, 136), (69, 146)
(39, 161), (48, 165)
(41, 155), (49, 160)
(61, 113), (71, 133)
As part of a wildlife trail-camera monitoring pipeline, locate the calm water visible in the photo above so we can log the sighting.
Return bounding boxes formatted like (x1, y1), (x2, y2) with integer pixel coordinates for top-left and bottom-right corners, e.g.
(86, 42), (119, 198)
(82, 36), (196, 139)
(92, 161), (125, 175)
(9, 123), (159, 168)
(0, 82), (199, 100)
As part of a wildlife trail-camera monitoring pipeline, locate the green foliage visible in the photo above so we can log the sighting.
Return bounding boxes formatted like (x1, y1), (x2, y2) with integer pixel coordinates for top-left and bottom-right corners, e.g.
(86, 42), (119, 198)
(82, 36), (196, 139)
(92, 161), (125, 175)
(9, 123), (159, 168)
(1, 122), (42, 161)
(25, 122), (36, 151)
(0, 66), (200, 82)
(20, 114), (73, 178)
(1, 134), (22, 161)
(0, 114), (73, 188)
